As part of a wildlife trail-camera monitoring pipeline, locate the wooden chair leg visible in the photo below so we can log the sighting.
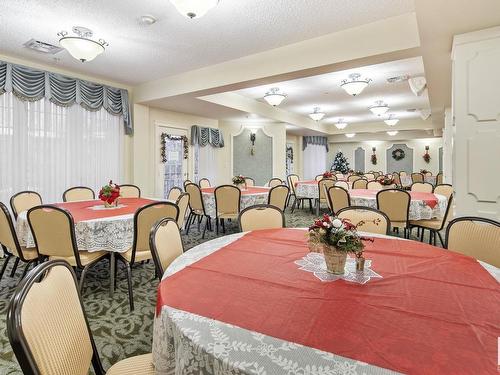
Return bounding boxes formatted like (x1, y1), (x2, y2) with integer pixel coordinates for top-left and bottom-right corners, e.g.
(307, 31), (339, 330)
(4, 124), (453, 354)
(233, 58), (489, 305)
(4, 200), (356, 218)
(420, 227), (425, 242)
(79, 265), (90, 293)
(185, 212), (193, 235)
(125, 263), (134, 311)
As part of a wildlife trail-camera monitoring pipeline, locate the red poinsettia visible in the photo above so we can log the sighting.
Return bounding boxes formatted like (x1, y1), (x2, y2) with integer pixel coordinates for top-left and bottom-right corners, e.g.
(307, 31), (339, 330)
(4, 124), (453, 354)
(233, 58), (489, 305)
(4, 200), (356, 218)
(322, 171), (333, 178)
(99, 180), (121, 204)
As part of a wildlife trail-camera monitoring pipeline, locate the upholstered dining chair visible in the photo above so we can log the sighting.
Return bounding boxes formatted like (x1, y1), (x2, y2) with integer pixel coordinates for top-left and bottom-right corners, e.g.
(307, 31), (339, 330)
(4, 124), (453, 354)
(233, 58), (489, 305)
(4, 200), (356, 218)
(184, 183), (211, 238)
(198, 178), (211, 189)
(244, 177), (255, 187)
(238, 204), (285, 232)
(10, 191), (42, 219)
(7, 260), (154, 375)
(335, 173), (344, 179)
(347, 175), (361, 183)
(117, 201), (179, 310)
(337, 206), (390, 235)
(410, 187), (453, 246)
(316, 178), (336, 215)
(167, 186), (183, 201)
(436, 172), (443, 185)
(364, 173), (375, 180)
(334, 180), (349, 190)
(411, 182), (434, 193)
(411, 173), (424, 184)
(326, 186), (351, 216)
(445, 217), (500, 267)
(27, 205), (107, 292)
(183, 179), (192, 191)
(376, 189), (411, 238)
(287, 174), (313, 213)
(372, 172), (380, 179)
(63, 186), (95, 202)
(352, 178), (368, 189)
(149, 218), (184, 279)
(392, 172), (402, 188)
(268, 178), (283, 188)
(315, 175), (324, 182)
(0, 202), (39, 283)
(268, 185), (289, 211)
(119, 184), (141, 198)
(367, 181), (383, 190)
(399, 171), (408, 178)
(175, 193), (190, 231)
(214, 185), (241, 234)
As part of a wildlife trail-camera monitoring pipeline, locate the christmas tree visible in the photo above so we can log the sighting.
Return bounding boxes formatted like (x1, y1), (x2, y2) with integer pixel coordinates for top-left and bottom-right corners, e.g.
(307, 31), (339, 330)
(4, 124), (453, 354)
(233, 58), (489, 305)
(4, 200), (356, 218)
(331, 150), (350, 174)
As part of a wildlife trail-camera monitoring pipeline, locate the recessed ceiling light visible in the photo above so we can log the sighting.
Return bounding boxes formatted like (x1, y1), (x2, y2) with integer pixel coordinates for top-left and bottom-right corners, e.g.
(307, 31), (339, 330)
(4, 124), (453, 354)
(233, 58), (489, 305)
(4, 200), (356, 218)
(340, 73), (371, 96)
(309, 107), (325, 121)
(384, 114), (399, 126)
(345, 133), (355, 138)
(263, 87), (287, 106)
(139, 15), (157, 26)
(335, 118), (348, 130)
(369, 100), (389, 116)
(387, 130), (398, 136)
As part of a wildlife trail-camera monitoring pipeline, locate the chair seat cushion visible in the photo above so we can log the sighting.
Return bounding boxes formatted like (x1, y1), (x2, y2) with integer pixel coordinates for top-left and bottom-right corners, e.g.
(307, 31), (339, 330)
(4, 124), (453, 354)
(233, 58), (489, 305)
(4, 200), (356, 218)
(217, 212), (238, 219)
(410, 219), (442, 230)
(21, 247), (38, 260)
(50, 250), (106, 267)
(107, 353), (154, 375)
(120, 248), (152, 263)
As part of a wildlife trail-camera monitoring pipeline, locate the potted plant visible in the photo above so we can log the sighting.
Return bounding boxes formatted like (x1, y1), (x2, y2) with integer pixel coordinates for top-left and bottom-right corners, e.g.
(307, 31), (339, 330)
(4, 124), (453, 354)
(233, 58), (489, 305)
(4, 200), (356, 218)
(232, 175), (247, 190)
(98, 180), (121, 208)
(307, 214), (374, 274)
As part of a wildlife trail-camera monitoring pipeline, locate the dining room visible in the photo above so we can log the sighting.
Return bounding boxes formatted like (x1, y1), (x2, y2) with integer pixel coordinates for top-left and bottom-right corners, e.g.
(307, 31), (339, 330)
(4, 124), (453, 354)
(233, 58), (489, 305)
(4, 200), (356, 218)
(0, 1), (499, 374)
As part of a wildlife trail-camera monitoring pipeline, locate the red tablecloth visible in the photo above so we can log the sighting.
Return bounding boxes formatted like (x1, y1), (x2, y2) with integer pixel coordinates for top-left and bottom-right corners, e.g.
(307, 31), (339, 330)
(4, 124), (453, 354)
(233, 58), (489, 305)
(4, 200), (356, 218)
(201, 186), (270, 195)
(351, 189), (439, 209)
(54, 198), (156, 223)
(158, 228), (500, 374)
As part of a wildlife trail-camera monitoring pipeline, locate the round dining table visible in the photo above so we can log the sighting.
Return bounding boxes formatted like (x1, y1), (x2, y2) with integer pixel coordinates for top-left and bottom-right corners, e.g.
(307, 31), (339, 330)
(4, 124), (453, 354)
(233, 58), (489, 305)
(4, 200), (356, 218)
(16, 197), (160, 296)
(201, 186), (270, 218)
(400, 175), (437, 187)
(153, 228), (499, 374)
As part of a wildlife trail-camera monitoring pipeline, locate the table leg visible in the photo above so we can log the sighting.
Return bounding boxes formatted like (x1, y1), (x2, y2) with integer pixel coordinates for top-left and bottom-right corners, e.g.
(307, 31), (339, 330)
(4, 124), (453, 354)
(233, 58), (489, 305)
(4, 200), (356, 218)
(109, 252), (115, 298)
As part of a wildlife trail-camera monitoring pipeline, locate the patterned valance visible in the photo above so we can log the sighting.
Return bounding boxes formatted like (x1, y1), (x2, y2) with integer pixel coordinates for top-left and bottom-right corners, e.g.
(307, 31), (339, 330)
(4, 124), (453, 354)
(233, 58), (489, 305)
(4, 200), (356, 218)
(0, 60), (132, 135)
(303, 136), (329, 152)
(191, 125), (224, 147)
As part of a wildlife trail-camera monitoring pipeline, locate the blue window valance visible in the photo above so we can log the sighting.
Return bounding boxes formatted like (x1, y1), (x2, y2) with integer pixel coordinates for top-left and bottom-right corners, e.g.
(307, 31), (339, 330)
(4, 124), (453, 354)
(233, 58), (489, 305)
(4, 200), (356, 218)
(191, 125), (224, 147)
(303, 136), (329, 152)
(0, 60), (132, 134)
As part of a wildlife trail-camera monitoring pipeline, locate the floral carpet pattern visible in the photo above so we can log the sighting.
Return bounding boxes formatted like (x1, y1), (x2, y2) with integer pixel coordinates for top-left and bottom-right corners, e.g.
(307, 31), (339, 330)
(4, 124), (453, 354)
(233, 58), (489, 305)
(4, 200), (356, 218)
(0, 207), (438, 374)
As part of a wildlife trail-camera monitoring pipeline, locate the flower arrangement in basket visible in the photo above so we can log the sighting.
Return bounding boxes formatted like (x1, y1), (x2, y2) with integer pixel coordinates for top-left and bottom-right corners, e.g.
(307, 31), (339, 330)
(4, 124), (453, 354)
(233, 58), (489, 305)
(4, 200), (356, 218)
(98, 180), (121, 208)
(377, 175), (395, 186)
(232, 175), (247, 190)
(322, 171), (333, 178)
(308, 214), (374, 274)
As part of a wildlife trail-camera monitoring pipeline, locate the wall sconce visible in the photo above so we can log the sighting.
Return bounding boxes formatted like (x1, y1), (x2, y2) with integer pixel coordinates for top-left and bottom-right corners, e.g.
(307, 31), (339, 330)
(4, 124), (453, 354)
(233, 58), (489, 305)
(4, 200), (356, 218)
(372, 147), (376, 152)
(250, 131), (256, 156)
(425, 145), (429, 151)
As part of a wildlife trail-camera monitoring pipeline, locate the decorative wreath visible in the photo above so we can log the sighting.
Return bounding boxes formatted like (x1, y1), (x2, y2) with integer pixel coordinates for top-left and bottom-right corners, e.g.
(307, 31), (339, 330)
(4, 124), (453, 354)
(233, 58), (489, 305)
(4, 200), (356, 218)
(392, 148), (405, 161)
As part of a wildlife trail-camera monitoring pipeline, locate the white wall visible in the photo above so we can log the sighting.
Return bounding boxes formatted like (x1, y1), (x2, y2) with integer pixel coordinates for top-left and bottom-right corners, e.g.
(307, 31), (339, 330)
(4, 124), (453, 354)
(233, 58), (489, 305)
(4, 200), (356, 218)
(327, 138), (443, 174)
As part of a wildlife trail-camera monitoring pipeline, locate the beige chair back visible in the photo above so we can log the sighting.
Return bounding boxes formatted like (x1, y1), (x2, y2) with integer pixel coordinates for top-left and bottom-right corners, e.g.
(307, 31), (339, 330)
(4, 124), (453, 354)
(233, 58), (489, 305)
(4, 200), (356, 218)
(399, 171), (408, 177)
(392, 172), (401, 187)
(149, 219), (184, 276)
(268, 178), (283, 188)
(134, 202), (179, 255)
(238, 205), (285, 232)
(215, 185), (241, 216)
(372, 172), (380, 179)
(175, 193), (190, 230)
(185, 183), (205, 213)
(27, 206), (77, 260)
(411, 173), (424, 183)
(0, 202), (22, 258)
(364, 173), (375, 180)
(245, 177), (255, 187)
(167, 186), (183, 201)
(335, 173), (344, 179)
(119, 184), (141, 198)
(411, 182), (433, 193)
(287, 174), (299, 195)
(436, 172), (443, 185)
(7, 261), (96, 375)
(337, 207), (390, 235)
(352, 179), (368, 189)
(183, 180), (192, 190)
(334, 181), (349, 190)
(376, 189), (410, 223)
(315, 175), (323, 182)
(268, 185), (289, 211)
(327, 186), (350, 215)
(446, 217), (500, 267)
(347, 175), (361, 183)
(63, 187), (95, 202)
(199, 178), (211, 188)
(10, 191), (42, 219)
(318, 178), (336, 201)
(367, 181), (383, 191)
(434, 184), (453, 200)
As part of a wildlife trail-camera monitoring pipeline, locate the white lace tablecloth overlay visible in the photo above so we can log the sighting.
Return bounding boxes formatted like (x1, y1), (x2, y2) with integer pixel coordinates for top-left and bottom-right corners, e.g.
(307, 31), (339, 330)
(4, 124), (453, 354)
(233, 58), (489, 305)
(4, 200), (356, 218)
(295, 182), (318, 199)
(400, 175), (437, 187)
(202, 189), (269, 218)
(154, 232), (401, 375)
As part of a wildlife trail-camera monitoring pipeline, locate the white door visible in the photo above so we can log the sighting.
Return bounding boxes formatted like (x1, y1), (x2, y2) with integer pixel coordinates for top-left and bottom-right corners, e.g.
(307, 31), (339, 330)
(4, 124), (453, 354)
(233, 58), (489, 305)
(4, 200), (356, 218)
(155, 125), (189, 198)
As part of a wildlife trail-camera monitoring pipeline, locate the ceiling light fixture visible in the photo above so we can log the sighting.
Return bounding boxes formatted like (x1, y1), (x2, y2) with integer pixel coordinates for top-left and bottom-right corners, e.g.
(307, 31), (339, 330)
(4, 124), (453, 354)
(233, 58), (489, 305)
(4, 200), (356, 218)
(387, 130), (398, 136)
(384, 114), (399, 126)
(369, 100), (389, 116)
(263, 87), (287, 107)
(58, 26), (107, 62)
(170, 0), (219, 19)
(335, 118), (348, 130)
(345, 133), (355, 138)
(340, 73), (371, 96)
(309, 107), (325, 121)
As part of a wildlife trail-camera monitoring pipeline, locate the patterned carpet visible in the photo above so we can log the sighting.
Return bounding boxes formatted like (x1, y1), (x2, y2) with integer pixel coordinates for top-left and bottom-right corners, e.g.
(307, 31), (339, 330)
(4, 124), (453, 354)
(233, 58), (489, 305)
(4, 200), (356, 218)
(0, 207), (438, 374)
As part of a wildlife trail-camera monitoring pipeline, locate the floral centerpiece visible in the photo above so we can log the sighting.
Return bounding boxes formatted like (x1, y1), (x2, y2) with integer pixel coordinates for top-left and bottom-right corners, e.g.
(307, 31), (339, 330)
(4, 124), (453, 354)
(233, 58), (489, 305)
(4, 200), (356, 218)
(232, 175), (247, 190)
(322, 171), (333, 178)
(308, 214), (374, 274)
(377, 175), (395, 186)
(353, 170), (364, 176)
(98, 180), (121, 208)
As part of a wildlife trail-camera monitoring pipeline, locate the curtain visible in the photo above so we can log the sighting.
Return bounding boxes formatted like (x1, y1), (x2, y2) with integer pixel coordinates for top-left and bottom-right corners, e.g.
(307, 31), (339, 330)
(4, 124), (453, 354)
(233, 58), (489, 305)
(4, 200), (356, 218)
(193, 143), (217, 184)
(191, 125), (224, 147)
(0, 92), (123, 205)
(303, 144), (327, 180)
(0, 60), (132, 134)
(303, 136), (329, 152)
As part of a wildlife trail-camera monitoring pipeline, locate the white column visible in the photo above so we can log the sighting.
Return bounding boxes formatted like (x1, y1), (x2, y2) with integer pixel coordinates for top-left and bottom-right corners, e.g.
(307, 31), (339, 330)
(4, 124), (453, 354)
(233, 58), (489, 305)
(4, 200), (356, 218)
(451, 26), (500, 220)
(442, 108), (453, 183)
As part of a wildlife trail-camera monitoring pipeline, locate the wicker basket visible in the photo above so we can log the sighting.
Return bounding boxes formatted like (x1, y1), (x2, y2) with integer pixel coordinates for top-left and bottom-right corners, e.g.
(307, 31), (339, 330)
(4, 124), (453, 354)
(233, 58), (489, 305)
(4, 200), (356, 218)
(322, 246), (347, 275)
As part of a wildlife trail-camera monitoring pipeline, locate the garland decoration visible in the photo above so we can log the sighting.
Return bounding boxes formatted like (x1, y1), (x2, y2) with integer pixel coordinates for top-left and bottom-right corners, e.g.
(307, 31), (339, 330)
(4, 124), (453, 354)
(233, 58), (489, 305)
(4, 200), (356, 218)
(392, 148), (405, 161)
(161, 133), (189, 163)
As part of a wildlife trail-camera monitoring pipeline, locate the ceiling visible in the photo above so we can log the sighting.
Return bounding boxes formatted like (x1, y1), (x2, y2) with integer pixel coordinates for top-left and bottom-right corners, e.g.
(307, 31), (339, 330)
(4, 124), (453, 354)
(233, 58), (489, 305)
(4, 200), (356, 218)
(233, 57), (430, 126)
(0, 0), (414, 85)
